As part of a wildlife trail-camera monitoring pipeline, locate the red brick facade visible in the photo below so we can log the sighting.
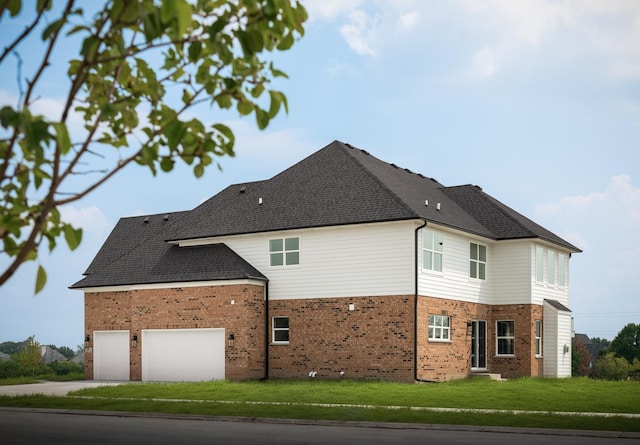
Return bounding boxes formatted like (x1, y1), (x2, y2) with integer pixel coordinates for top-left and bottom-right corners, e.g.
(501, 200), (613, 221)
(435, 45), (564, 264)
(84, 283), (266, 381)
(84, 285), (544, 382)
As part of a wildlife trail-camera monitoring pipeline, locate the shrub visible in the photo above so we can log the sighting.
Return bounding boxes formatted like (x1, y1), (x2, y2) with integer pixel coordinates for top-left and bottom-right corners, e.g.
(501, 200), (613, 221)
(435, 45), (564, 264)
(591, 352), (630, 380)
(47, 360), (83, 376)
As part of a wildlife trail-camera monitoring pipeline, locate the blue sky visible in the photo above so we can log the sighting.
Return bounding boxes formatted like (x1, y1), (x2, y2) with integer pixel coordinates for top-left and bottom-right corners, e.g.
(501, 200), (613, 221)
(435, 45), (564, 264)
(1, 0), (639, 349)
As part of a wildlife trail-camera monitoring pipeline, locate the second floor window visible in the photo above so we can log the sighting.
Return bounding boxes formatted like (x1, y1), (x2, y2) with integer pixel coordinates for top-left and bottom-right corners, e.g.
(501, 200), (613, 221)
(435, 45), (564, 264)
(423, 229), (443, 272)
(269, 237), (299, 266)
(470, 242), (487, 280)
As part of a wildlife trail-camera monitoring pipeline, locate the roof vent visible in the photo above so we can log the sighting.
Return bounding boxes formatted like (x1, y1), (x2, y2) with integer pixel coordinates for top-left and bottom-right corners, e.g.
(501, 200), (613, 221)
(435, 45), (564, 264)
(425, 200), (429, 207)
(239, 185), (247, 194)
(143, 216), (150, 224)
(436, 203), (441, 211)
(258, 197), (263, 205)
(390, 163), (398, 169)
(163, 214), (169, 221)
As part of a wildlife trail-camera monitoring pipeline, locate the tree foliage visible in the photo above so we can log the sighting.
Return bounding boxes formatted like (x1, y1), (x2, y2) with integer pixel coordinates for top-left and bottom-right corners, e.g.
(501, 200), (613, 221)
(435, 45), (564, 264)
(0, 0), (307, 292)
(572, 339), (591, 377)
(609, 323), (640, 364)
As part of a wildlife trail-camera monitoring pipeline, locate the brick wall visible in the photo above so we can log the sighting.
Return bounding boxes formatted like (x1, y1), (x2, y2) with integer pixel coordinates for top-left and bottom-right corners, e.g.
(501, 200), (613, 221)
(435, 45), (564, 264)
(84, 283), (266, 381)
(417, 296), (544, 381)
(268, 295), (415, 382)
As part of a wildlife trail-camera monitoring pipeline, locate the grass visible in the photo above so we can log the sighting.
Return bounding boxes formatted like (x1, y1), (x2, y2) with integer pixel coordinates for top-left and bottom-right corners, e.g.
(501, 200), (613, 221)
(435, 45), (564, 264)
(1, 377), (639, 432)
(0, 373), (85, 385)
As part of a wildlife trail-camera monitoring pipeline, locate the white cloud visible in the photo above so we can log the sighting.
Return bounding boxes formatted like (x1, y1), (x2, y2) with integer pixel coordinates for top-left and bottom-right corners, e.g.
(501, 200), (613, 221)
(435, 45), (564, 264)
(339, 9), (378, 57)
(472, 47), (499, 79)
(535, 175), (640, 278)
(304, 0), (365, 21)
(60, 205), (110, 233)
(398, 10), (421, 32)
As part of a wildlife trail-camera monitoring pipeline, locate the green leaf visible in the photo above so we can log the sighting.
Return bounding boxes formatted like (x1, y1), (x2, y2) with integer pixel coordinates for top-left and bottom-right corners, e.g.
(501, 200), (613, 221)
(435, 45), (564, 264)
(268, 90), (288, 118)
(194, 163), (204, 178)
(164, 120), (186, 150)
(52, 122), (71, 154)
(208, 18), (227, 40)
(160, 0), (175, 25)
(35, 265), (47, 294)
(174, 0), (192, 35)
(160, 156), (174, 172)
(237, 100), (254, 116)
(6, 0), (21, 17)
(188, 41), (202, 62)
(63, 225), (83, 251)
(42, 19), (62, 41)
(255, 108), (269, 130)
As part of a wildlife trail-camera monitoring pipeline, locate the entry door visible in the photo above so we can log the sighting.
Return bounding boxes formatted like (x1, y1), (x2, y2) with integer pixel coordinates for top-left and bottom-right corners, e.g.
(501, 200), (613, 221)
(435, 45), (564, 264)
(471, 320), (487, 370)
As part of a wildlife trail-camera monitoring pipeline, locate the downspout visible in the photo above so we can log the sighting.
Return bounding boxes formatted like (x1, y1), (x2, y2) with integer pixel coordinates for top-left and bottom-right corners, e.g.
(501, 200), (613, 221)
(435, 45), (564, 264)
(414, 219), (427, 382)
(264, 280), (269, 380)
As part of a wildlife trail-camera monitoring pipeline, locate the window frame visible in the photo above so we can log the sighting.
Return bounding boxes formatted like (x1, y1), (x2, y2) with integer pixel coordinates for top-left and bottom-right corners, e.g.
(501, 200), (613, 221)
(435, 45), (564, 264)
(535, 320), (543, 357)
(269, 237), (300, 267)
(496, 320), (515, 356)
(422, 229), (443, 273)
(535, 245), (545, 283)
(547, 250), (556, 285)
(428, 314), (451, 342)
(272, 316), (290, 344)
(469, 242), (487, 280)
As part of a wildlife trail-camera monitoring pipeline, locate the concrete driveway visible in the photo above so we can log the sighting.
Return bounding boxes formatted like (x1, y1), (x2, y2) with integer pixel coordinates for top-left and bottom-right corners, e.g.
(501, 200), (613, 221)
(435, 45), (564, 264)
(0, 380), (126, 396)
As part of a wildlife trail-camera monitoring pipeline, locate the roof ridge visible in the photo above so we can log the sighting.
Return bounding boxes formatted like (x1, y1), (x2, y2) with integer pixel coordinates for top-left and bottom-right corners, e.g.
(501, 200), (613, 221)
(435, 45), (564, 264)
(340, 142), (420, 219)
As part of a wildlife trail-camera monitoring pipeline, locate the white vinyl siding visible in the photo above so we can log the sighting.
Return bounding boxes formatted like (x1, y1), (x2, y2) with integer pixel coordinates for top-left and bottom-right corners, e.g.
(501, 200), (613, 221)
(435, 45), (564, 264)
(418, 228), (492, 304)
(183, 221), (416, 300)
(531, 244), (571, 307)
(543, 301), (572, 378)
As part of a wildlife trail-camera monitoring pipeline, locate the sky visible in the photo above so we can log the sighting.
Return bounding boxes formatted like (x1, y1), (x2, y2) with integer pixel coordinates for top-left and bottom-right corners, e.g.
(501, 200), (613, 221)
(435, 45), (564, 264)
(1, 0), (639, 349)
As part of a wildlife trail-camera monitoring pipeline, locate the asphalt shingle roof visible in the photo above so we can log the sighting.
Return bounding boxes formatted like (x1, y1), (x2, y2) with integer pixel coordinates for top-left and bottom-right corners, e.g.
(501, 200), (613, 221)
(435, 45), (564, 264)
(72, 140), (580, 289)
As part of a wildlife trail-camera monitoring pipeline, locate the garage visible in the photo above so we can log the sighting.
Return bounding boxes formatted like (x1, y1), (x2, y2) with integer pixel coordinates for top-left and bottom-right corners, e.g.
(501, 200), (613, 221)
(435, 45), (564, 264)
(93, 330), (130, 381)
(141, 328), (225, 382)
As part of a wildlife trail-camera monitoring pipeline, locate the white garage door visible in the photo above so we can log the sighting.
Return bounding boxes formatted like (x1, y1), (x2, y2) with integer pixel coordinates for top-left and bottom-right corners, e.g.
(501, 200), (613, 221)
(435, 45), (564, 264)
(93, 330), (130, 381)
(142, 328), (225, 382)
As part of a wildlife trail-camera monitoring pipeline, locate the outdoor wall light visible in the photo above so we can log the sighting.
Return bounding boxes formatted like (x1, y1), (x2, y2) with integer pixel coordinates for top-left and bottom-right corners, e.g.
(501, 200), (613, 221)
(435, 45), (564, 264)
(228, 333), (235, 348)
(84, 335), (90, 348)
(563, 344), (569, 354)
(131, 335), (138, 348)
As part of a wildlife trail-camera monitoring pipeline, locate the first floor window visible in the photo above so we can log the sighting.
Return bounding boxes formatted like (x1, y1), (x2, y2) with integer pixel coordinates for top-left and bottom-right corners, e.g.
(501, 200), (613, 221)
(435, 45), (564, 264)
(428, 314), (450, 341)
(535, 320), (542, 356)
(272, 317), (290, 343)
(470, 242), (487, 280)
(269, 237), (299, 266)
(496, 320), (515, 355)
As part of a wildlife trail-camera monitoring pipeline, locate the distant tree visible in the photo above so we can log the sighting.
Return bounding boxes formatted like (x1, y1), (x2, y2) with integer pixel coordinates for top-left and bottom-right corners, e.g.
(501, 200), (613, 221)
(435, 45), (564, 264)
(0, 340), (24, 355)
(572, 339), (591, 377)
(0, 0), (307, 292)
(13, 336), (42, 376)
(591, 352), (631, 381)
(609, 323), (640, 363)
(589, 337), (610, 358)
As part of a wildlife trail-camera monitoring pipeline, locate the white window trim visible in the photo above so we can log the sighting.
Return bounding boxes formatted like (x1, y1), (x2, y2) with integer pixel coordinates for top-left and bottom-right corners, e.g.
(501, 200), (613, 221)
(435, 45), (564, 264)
(269, 237), (300, 268)
(428, 314), (451, 342)
(272, 316), (290, 345)
(469, 242), (487, 281)
(535, 320), (543, 357)
(422, 229), (444, 274)
(496, 320), (515, 356)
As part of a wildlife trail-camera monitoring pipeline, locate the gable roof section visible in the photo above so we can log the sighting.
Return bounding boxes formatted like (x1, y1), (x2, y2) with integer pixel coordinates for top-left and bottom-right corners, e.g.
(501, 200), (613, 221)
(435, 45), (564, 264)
(168, 140), (579, 252)
(71, 212), (266, 289)
(441, 185), (581, 251)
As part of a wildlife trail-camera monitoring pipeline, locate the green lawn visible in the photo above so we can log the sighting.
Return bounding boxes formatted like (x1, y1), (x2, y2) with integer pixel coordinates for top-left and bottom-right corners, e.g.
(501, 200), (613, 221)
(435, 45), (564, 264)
(1, 378), (639, 432)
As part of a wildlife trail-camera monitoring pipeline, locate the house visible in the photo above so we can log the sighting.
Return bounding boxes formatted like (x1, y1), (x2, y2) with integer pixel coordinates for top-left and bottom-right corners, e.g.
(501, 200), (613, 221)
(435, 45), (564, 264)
(71, 140), (581, 382)
(39, 346), (68, 364)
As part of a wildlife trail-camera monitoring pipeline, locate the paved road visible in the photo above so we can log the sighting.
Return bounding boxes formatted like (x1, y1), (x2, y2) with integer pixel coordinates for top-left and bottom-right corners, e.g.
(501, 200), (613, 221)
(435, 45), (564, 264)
(0, 408), (638, 445)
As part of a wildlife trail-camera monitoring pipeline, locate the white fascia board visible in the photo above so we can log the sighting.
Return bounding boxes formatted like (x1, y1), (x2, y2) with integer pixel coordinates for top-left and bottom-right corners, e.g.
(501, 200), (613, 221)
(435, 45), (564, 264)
(77, 278), (266, 293)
